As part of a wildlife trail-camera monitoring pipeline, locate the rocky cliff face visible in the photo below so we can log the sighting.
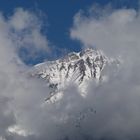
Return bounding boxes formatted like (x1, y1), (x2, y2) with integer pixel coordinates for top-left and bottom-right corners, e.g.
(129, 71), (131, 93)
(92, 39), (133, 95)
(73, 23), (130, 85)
(31, 48), (113, 103)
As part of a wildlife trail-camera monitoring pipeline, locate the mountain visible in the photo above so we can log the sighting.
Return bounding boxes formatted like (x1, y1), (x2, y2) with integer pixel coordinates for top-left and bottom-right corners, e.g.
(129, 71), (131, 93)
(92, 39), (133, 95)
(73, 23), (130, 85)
(31, 48), (117, 103)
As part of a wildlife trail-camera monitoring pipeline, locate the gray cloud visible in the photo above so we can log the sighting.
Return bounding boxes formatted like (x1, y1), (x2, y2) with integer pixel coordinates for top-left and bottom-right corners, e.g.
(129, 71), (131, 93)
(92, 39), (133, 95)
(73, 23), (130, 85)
(0, 8), (50, 139)
(70, 5), (140, 140)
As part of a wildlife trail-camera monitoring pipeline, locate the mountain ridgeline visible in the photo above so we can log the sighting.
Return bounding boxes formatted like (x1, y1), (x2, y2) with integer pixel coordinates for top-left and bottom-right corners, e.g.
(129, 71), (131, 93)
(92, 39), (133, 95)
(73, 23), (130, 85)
(31, 48), (118, 103)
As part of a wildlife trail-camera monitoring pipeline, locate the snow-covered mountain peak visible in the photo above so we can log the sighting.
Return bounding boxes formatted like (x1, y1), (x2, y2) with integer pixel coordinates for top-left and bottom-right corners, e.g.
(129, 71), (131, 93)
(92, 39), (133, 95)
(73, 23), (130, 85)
(32, 48), (109, 103)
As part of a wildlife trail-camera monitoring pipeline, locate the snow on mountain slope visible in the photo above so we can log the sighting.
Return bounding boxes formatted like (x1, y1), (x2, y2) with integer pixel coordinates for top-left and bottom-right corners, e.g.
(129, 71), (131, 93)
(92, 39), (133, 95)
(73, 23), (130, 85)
(31, 48), (117, 103)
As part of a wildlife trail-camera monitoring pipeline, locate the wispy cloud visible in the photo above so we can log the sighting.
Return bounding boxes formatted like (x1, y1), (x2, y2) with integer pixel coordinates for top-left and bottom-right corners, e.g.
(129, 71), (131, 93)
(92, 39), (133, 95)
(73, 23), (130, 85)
(8, 8), (49, 64)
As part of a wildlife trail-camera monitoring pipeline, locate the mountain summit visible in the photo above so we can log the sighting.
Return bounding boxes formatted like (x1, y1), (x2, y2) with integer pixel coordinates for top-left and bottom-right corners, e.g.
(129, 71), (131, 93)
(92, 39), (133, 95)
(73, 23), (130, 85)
(32, 48), (110, 103)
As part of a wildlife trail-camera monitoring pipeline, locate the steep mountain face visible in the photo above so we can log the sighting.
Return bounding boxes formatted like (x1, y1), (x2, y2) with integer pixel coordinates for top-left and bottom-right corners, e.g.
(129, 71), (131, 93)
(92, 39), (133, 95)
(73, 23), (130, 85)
(31, 48), (109, 103)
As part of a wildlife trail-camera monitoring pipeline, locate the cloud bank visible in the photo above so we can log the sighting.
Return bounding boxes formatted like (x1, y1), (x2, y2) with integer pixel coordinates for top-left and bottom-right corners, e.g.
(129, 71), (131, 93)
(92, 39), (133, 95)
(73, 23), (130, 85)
(1, 6), (140, 140)
(70, 6), (140, 140)
(0, 8), (51, 140)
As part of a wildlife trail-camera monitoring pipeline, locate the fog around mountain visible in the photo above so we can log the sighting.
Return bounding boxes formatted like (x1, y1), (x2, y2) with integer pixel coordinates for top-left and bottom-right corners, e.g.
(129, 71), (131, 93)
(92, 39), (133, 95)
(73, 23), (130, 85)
(0, 6), (140, 140)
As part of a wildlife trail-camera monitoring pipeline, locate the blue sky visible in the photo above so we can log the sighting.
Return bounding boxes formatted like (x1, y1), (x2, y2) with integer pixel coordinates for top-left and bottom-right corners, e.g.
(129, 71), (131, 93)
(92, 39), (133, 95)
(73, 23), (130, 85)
(0, 0), (139, 64)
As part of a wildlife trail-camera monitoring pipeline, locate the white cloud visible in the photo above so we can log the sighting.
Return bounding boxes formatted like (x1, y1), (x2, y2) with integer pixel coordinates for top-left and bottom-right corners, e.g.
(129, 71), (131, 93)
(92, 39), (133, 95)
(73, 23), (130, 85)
(69, 6), (140, 140)
(8, 8), (49, 63)
(71, 8), (140, 57)
(0, 8), (51, 139)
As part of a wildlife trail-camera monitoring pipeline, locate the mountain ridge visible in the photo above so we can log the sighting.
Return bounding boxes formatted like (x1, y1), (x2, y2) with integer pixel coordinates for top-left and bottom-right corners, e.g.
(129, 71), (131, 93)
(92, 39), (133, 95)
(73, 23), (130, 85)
(31, 48), (118, 103)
